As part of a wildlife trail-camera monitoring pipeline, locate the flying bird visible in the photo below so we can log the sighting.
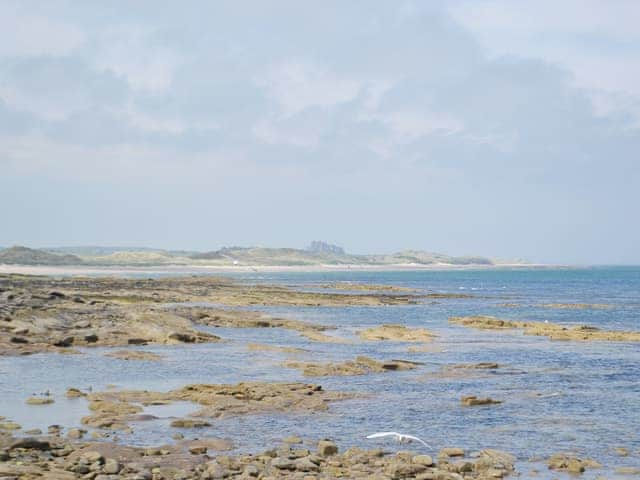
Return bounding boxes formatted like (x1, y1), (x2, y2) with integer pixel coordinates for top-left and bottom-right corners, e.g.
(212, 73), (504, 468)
(366, 432), (431, 449)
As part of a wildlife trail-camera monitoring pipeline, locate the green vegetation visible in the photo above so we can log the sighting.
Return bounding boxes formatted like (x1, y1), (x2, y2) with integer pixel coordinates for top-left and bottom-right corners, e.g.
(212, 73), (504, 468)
(0, 242), (512, 267)
(0, 246), (83, 265)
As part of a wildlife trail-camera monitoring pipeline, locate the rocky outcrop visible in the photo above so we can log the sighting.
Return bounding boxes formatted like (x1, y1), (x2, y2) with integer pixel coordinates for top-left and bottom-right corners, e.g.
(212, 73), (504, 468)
(449, 315), (640, 342)
(177, 306), (351, 343)
(283, 356), (422, 376)
(0, 273), (426, 355)
(359, 324), (435, 342)
(80, 382), (353, 430)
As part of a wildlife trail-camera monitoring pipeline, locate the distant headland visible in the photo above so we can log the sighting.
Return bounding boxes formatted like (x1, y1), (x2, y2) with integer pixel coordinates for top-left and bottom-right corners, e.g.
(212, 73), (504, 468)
(0, 242), (530, 269)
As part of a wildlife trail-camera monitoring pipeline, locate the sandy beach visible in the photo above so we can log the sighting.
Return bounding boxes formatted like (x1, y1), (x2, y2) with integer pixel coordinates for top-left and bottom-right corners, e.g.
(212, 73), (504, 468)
(0, 262), (555, 277)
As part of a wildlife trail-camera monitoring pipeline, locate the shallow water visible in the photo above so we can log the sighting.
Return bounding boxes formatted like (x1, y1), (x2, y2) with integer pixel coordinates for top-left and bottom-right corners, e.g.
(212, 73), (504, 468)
(1, 267), (639, 478)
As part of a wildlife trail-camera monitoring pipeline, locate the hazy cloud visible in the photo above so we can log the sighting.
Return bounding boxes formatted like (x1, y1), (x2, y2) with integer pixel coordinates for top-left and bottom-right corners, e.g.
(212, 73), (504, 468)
(0, 0), (638, 263)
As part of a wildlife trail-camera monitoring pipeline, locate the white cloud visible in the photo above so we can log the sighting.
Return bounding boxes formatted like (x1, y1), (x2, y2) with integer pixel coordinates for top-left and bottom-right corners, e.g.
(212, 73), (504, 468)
(448, 0), (640, 102)
(89, 26), (181, 93)
(371, 109), (464, 142)
(0, 2), (85, 57)
(0, 56), (128, 120)
(257, 61), (363, 115)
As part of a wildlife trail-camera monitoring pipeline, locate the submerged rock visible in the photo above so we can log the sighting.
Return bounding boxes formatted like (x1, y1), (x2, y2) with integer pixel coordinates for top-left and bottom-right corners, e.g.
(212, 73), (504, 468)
(170, 419), (211, 428)
(453, 362), (499, 370)
(104, 349), (163, 361)
(540, 303), (611, 310)
(283, 356), (421, 376)
(246, 343), (306, 353)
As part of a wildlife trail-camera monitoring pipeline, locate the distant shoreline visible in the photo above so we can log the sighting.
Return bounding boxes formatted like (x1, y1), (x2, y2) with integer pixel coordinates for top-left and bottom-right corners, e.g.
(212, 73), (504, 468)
(0, 262), (563, 276)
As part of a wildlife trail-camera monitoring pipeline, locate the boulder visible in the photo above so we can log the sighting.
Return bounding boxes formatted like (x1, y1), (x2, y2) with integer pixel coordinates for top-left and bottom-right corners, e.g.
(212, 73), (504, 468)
(53, 336), (74, 347)
(413, 454), (434, 466)
(9, 438), (52, 451)
(189, 445), (208, 455)
(439, 448), (465, 458)
(317, 440), (338, 457)
(67, 428), (86, 439)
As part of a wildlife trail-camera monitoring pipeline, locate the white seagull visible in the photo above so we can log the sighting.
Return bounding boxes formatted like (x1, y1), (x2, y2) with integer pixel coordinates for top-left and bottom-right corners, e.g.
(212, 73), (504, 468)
(366, 432), (431, 449)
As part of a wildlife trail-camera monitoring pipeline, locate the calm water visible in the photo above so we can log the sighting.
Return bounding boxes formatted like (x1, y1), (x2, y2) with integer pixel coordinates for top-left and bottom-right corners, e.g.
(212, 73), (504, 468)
(1, 267), (639, 478)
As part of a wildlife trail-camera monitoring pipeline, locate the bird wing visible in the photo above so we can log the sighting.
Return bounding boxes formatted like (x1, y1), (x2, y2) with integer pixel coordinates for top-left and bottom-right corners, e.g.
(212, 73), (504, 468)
(401, 434), (432, 448)
(366, 432), (399, 439)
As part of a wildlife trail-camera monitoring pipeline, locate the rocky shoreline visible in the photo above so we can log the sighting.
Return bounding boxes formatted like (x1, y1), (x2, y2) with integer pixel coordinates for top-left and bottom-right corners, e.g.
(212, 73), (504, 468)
(0, 431), (521, 480)
(0, 274), (435, 356)
(2, 273), (639, 478)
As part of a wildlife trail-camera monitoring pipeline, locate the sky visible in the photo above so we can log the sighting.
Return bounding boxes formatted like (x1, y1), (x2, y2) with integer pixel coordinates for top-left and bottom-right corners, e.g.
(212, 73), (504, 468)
(1, 1), (639, 264)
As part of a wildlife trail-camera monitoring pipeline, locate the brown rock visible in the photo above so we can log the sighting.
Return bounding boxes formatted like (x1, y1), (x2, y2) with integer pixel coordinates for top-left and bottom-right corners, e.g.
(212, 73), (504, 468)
(9, 438), (52, 451)
(66, 388), (86, 398)
(318, 440), (338, 457)
(189, 445), (208, 454)
(547, 453), (601, 473)
(359, 324), (435, 343)
(461, 396), (502, 406)
(26, 396), (54, 405)
(450, 315), (640, 343)
(439, 448), (465, 458)
(53, 336), (74, 347)
(413, 454), (434, 466)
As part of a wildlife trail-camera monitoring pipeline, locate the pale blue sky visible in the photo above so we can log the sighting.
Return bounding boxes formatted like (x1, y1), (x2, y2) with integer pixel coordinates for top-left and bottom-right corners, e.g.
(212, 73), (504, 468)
(1, 1), (639, 264)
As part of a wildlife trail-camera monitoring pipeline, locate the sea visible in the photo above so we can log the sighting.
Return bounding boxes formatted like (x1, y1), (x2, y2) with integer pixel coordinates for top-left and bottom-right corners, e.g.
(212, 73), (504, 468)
(1, 267), (639, 478)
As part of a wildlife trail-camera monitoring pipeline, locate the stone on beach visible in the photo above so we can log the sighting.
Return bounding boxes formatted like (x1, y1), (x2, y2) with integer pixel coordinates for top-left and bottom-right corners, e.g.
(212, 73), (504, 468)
(0, 430), (520, 479)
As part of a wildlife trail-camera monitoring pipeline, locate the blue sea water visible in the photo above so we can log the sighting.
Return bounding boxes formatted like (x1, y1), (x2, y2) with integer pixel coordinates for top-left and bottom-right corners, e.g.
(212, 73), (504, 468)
(1, 267), (639, 478)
